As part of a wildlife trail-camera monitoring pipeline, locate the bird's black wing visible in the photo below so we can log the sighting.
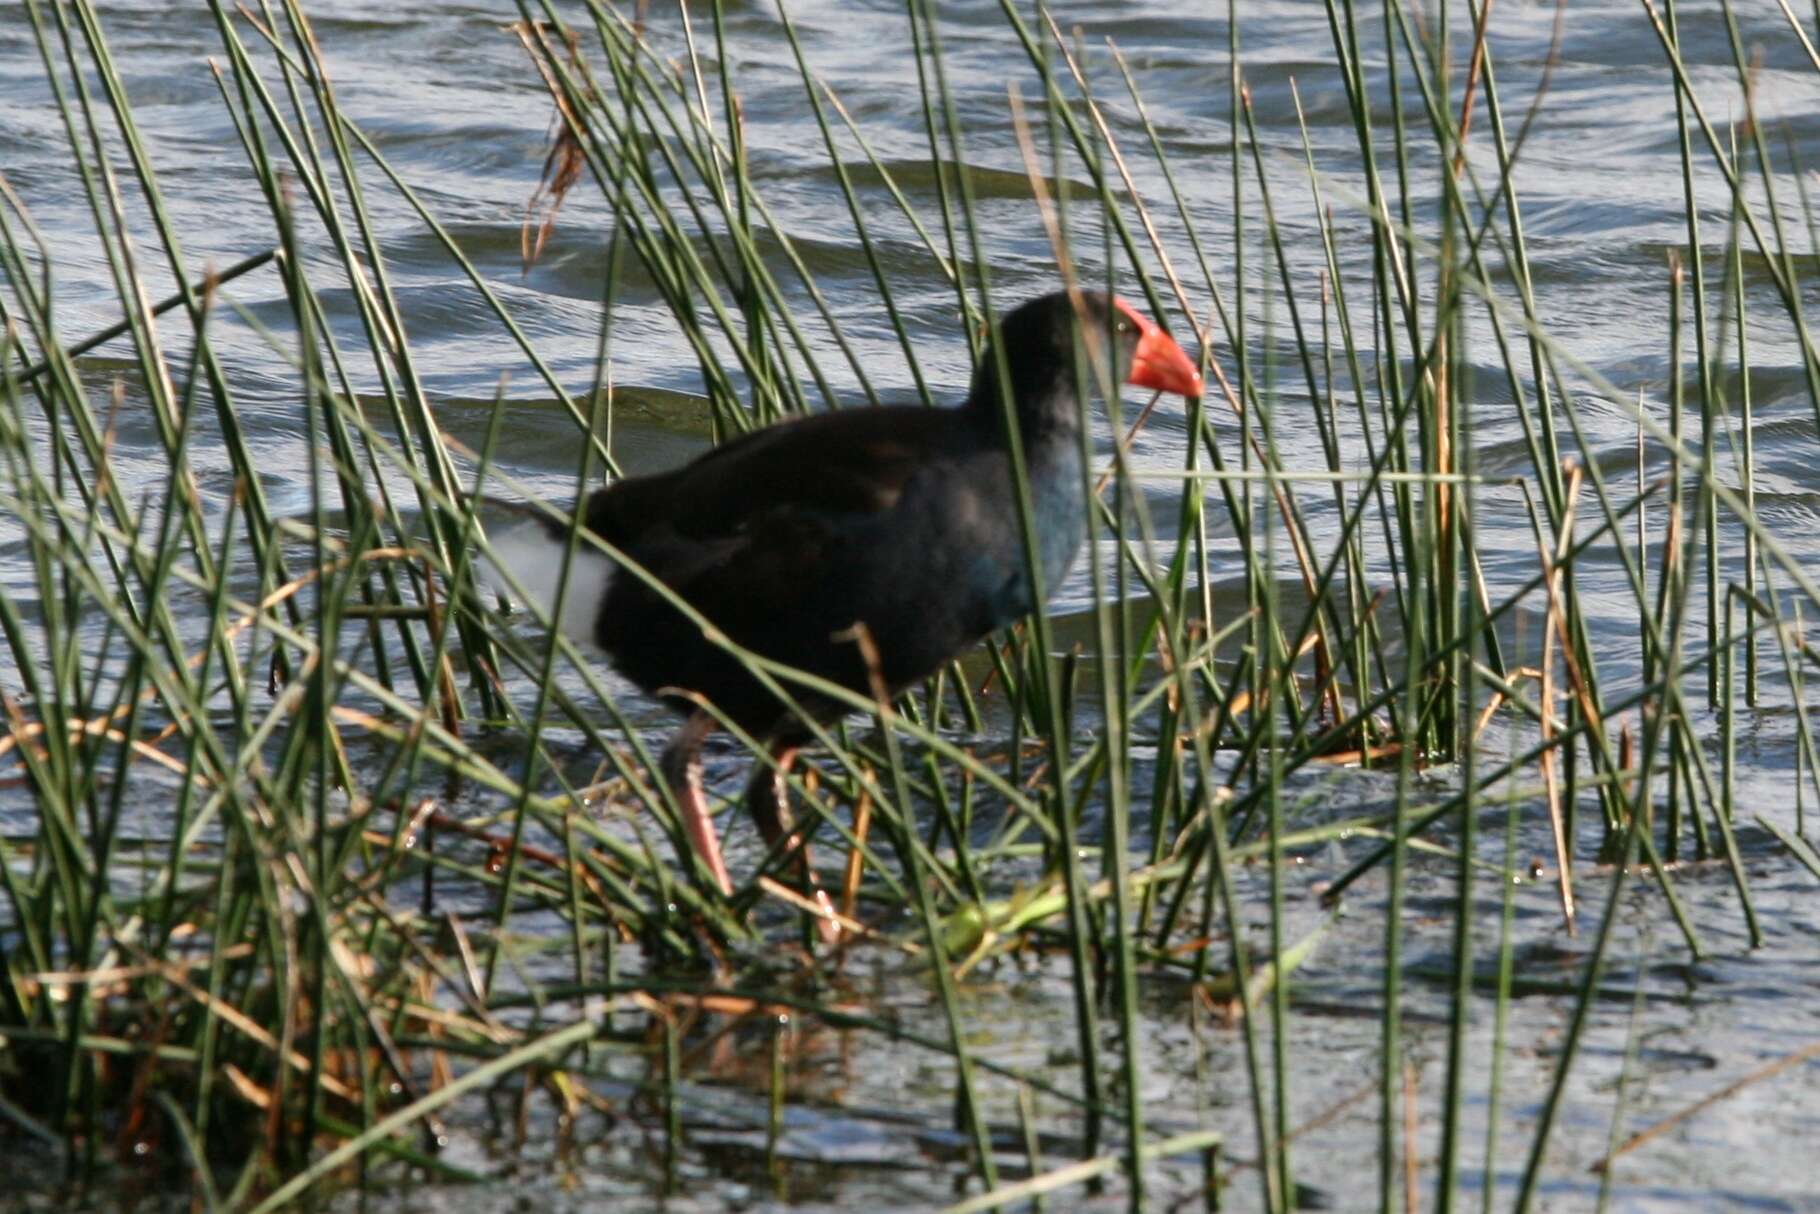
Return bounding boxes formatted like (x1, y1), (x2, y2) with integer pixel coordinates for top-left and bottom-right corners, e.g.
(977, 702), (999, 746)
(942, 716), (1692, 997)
(585, 405), (957, 552)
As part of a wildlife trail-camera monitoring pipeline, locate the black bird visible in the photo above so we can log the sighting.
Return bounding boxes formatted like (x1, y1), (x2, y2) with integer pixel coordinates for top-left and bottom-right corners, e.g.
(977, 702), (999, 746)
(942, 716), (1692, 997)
(486, 289), (1202, 936)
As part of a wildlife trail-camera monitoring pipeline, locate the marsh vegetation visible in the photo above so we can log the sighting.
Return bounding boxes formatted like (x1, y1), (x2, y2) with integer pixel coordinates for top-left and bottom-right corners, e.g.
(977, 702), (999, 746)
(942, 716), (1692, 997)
(4, 1), (1820, 1210)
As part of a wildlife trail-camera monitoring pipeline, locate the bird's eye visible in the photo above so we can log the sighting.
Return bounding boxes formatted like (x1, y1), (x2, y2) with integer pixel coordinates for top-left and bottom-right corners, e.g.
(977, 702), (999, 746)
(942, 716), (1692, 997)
(1115, 320), (1131, 334)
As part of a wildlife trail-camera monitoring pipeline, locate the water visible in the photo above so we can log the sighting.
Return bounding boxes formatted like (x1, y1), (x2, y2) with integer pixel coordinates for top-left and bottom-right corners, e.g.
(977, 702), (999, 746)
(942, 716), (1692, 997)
(5, 1), (1820, 1209)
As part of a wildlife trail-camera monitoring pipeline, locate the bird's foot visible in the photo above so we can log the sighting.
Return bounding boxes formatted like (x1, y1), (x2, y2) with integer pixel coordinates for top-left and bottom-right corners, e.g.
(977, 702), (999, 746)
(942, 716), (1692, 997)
(661, 710), (734, 896)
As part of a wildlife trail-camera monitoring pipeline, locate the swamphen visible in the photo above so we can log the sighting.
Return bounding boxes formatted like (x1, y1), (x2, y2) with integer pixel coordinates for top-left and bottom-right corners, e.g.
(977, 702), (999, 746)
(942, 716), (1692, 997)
(487, 289), (1202, 935)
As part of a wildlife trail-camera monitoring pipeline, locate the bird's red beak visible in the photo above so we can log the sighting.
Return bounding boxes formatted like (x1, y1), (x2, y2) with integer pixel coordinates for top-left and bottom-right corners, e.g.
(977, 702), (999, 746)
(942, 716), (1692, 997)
(1115, 297), (1203, 398)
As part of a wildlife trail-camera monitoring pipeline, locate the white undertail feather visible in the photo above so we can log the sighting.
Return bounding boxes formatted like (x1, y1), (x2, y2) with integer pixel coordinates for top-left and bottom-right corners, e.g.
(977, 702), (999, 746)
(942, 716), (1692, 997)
(483, 518), (615, 647)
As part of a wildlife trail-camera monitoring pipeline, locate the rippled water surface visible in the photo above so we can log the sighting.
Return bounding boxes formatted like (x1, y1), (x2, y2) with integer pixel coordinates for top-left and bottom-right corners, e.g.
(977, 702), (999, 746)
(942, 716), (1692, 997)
(5, 1), (1820, 1210)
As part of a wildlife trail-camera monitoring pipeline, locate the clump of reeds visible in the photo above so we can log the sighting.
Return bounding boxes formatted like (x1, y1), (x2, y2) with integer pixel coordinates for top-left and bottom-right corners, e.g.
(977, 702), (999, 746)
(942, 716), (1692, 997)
(3, 0), (1818, 1210)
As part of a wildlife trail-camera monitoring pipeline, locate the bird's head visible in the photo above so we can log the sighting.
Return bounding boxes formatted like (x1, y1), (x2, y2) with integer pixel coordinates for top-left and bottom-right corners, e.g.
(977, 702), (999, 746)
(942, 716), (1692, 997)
(969, 289), (1203, 434)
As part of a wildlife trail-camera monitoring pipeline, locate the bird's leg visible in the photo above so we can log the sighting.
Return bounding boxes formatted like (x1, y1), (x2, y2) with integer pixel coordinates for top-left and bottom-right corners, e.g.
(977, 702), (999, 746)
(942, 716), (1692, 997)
(745, 743), (840, 942)
(659, 710), (732, 895)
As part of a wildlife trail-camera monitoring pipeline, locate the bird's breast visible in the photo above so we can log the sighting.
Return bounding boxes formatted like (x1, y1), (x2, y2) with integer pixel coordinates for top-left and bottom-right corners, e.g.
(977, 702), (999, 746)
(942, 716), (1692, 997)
(938, 436), (1088, 634)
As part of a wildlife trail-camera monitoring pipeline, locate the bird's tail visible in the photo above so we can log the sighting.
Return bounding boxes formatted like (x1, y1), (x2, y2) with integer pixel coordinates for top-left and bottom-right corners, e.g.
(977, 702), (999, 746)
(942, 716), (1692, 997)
(471, 496), (615, 648)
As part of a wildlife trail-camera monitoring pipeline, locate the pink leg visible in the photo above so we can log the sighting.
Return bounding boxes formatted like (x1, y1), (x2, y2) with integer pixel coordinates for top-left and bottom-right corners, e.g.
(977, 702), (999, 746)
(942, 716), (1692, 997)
(746, 744), (839, 943)
(660, 710), (732, 895)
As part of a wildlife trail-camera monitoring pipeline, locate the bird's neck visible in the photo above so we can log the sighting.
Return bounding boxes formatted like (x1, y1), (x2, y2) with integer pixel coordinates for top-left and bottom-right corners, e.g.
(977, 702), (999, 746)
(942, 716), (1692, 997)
(962, 353), (1091, 613)
(964, 358), (1083, 449)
